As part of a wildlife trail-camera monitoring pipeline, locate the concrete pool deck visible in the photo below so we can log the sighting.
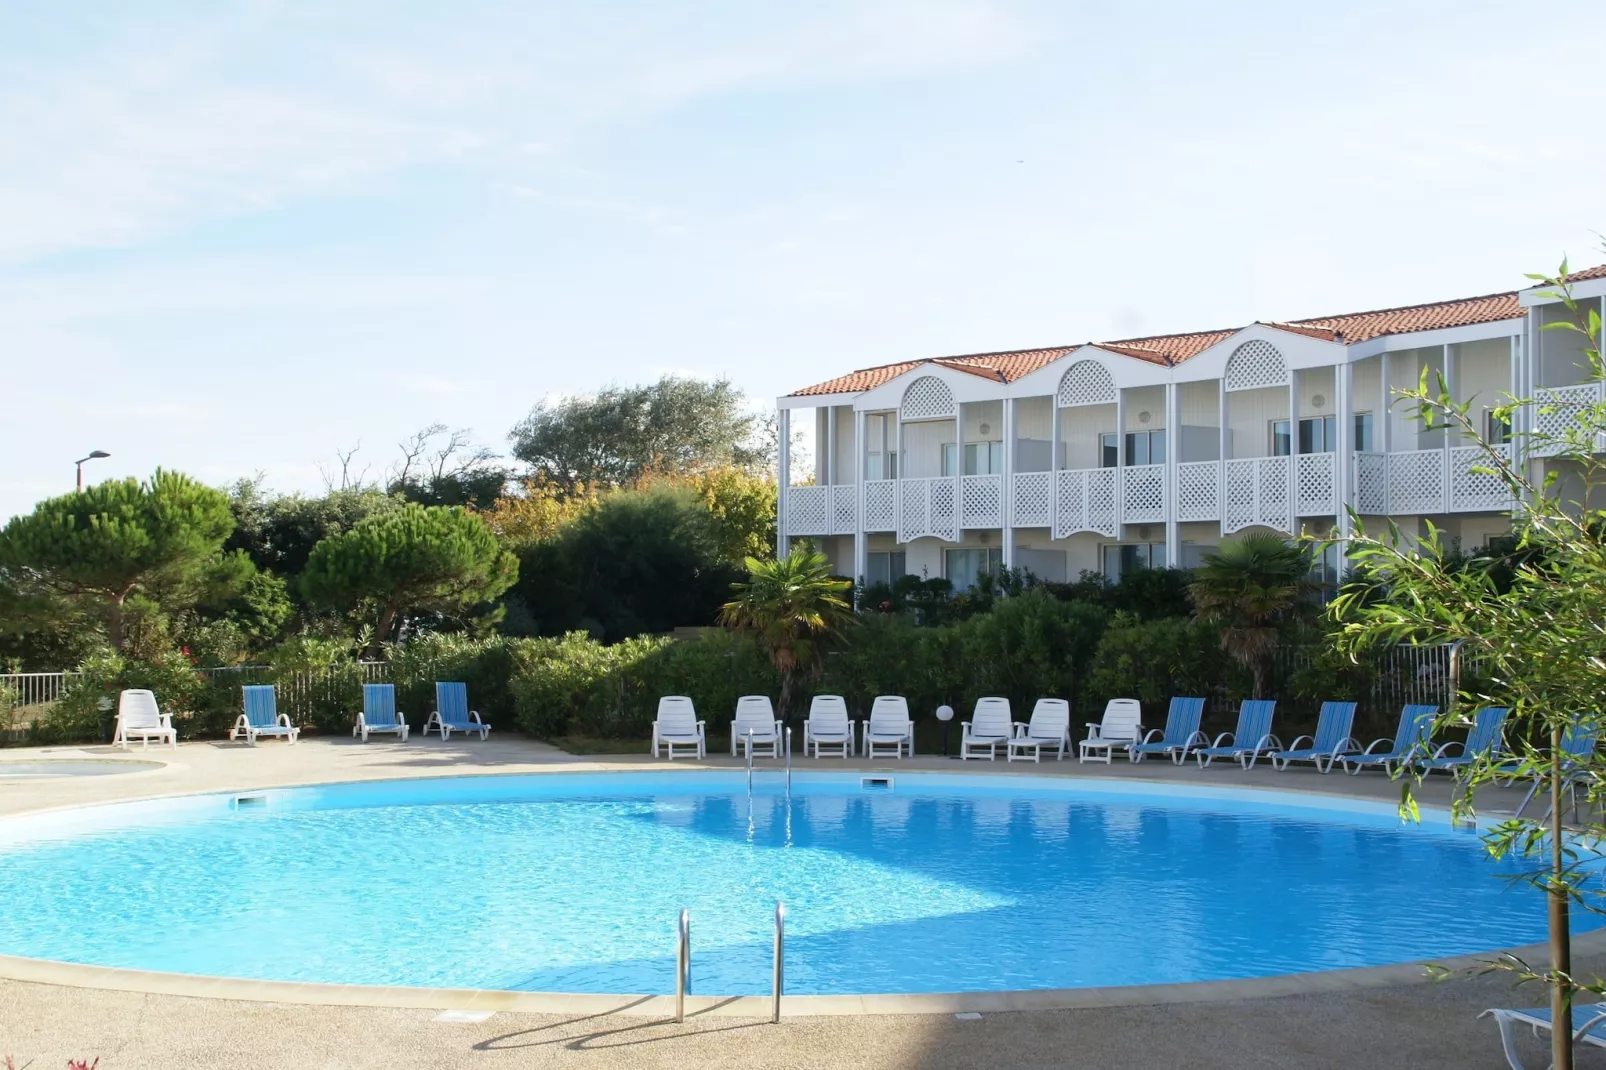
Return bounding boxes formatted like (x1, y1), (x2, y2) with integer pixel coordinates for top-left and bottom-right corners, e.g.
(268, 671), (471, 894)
(1, 736), (1601, 1068)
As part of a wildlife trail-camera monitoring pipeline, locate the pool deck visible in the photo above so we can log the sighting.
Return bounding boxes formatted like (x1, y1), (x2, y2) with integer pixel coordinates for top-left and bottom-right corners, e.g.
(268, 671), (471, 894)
(1, 736), (1601, 1069)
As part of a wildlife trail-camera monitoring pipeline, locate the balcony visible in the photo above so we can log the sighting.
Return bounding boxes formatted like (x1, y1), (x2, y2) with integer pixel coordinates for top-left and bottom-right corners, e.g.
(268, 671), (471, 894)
(1533, 383), (1604, 457)
(1352, 447), (1513, 515)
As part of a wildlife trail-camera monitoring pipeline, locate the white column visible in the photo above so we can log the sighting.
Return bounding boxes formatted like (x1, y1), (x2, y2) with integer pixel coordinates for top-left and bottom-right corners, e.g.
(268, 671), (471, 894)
(1164, 381), (1179, 567)
(1002, 398), (1015, 569)
(1217, 382), (1229, 542)
(1050, 396), (1061, 538)
(1380, 351), (1392, 453)
(826, 406), (837, 487)
(776, 406), (790, 559)
(1287, 372), (1300, 537)
(1336, 362), (1354, 548)
(854, 408), (867, 588)
(1442, 343), (1455, 512)
(1114, 387), (1125, 538)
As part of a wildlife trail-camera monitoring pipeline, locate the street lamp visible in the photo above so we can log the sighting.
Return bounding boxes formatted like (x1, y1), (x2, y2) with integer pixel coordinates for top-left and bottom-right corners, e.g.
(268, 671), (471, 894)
(75, 450), (110, 491)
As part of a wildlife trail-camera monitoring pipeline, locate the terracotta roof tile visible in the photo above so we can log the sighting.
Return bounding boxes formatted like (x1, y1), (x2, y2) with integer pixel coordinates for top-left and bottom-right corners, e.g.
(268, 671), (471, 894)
(786, 269), (1603, 397)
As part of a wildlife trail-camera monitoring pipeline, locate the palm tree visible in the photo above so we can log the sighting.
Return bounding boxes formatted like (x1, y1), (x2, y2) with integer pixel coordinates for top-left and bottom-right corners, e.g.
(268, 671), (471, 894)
(1188, 533), (1313, 698)
(719, 548), (855, 723)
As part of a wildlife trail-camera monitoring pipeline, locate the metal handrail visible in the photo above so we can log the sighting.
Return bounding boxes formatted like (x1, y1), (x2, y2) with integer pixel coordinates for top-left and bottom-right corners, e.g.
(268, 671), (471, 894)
(674, 908), (690, 1023)
(784, 727), (792, 791)
(771, 902), (785, 1023)
(1447, 639), (1466, 716)
(745, 728), (755, 793)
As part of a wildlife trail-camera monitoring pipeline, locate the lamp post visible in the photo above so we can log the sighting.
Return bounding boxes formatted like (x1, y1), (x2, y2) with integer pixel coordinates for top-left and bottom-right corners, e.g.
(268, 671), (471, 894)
(74, 450), (110, 491)
(935, 704), (955, 758)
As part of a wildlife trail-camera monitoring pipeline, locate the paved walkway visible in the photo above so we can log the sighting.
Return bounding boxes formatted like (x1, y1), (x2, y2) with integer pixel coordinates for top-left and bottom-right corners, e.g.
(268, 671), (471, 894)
(0, 737), (1598, 1069)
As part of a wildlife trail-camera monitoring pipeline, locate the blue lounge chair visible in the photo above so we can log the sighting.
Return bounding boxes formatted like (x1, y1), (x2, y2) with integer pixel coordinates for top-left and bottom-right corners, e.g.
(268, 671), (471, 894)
(1515, 724), (1598, 818)
(1271, 701), (1358, 773)
(426, 681), (490, 740)
(1420, 706), (1510, 778)
(1338, 704), (1437, 775)
(1130, 697), (1208, 764)
(231, 685), (300, 746)
(1193, 700), (1280, 769)
(354, 683), (409, 742)
(1480, 1001), (1606, 1069)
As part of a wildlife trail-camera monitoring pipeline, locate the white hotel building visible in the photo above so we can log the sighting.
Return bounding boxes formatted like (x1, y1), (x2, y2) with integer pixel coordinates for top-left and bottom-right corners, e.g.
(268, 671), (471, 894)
(774, 266), (1606, 588)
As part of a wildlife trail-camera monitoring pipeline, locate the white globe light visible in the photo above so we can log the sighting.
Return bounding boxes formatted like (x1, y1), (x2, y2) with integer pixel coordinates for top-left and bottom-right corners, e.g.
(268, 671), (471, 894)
(935, 704), (954, 722)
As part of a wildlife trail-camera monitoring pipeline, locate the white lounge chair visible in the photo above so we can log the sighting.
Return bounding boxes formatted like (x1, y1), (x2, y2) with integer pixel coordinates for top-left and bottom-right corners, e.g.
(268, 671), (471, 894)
(231, 685), (299, 746)
(354, 683), (408, 742)
(652, 696), (706, 759)
(961, 697), (1013, 760)
(804, 695), (854, 758)
(1007, 698), (1070, 762)
(731, 695), (782, 757)
(1480, 1001), (1606, 1069)
(862, 696), (914, 759)
(425, 682), (490, 740)
(1079, 698), (1143, 763)
(114, 689), (176, 750)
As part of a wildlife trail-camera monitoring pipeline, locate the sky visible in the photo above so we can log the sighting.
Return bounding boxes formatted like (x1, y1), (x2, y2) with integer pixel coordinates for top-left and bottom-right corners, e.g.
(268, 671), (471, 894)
(2, 0), (1605, 520)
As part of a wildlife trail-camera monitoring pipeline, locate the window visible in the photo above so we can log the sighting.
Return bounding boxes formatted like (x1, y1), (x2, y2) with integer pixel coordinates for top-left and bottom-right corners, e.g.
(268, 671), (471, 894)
(945, 548), (1003, 590)
(1486, 410), (1511, 445)
(865, 551), (906, 588)
(1273, 416), (1340, 456)
(940, 441), (1004, 477)
(1307, 542), (1341, 602)
(1124, 430), (1166, 466)
(1354, 412), (1374, 452)
(865, 414), (899, 480)
(1099, 433), (1120, 469)
(1101, 543), (1166, 580)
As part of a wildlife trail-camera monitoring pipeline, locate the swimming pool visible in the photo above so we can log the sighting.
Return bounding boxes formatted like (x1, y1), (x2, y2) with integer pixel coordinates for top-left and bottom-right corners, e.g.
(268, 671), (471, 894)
(0, 772), (1581, 995)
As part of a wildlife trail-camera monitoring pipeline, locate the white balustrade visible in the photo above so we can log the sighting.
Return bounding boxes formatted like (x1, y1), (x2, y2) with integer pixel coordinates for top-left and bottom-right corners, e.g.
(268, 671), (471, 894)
(1532, 383), (1603, 457)
(863, 480), (897, 531)
(1011, 472), (1053, 527)
(1448, 445), (1513, 512)
(1295, 453), (1335, 517)
(830, 485), (857, 535)
(1054, 468), (1117, 538)
(1122, 464), (1165, 524)
(785, 485), (829, 536)
(1386, 449), (1444, 514)
(1353, 452), (1388, 514)
(1223, 457), (1291, 533)
(960, 474), (1003, 529)
(898, 477), (958, 543)
(1176, 461), (1219, 521)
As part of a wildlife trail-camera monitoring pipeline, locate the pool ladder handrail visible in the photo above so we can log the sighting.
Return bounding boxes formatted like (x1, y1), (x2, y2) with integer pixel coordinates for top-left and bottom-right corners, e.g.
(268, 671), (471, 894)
(674, 908), (691, 1022)
(743, 726), (793, 795)
(772, 901), (785, 1023)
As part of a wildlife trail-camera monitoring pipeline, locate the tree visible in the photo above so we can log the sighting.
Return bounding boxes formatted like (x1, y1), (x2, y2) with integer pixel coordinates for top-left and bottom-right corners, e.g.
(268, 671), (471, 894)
(300, 504), (518, 653)
(1330, 260), (1606, 1070)
(388, 424), (508, 508)
(509, 376), (763, 491)
(1188, 533), (1311, 698)
(503, 482), (738, 641)
(636, 467), (777, 565)
(0, 470), (238, 651)
(226, 480), (405, 579)
(719, 549), (854, 721)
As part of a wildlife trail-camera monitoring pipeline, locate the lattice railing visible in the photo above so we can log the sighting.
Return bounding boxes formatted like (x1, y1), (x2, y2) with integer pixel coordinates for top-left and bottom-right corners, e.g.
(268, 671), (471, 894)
(1295, 452), (1335, 517)
(1176, 461), (1219, 521)
(1448, 445), (1513, 512)
(1122, 464), (1165, 524)
(960, 474), (1003, 529)
(1386, 449), (1444, 514)
(786, 485), (829, 536)
(1353, 452), (1388, 514)
(1054, 468), (1118, 538)
(1532, 383), (1602, 457)
(864, 480), (897, 531)
(1223, 457), (1291, 533)
(830, 485), (857, 534)
(899, 477), (958, 542)
(1011, 472), (1053, 527)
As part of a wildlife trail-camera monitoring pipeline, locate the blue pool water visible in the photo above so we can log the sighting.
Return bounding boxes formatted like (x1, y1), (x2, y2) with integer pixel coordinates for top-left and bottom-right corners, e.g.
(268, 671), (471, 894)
(0, 772), (1585, 995)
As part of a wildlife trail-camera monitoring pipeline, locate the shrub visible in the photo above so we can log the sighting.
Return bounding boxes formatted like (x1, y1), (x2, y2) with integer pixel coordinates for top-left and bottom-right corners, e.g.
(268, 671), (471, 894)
(1084, 613), (1244, 720)
(40, 648), (212, 744)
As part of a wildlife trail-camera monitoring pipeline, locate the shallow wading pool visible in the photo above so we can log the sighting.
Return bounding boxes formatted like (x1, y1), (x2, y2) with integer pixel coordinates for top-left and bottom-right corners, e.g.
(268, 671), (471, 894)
(0, 772), (1585, 995)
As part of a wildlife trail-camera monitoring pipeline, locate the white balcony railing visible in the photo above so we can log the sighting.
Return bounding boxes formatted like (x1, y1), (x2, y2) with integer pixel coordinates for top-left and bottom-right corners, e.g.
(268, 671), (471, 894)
(1352, 447), (1513, 515)
(1295, 452), (1336, 516)
(1176, 461), (1219, 522)
(1011, 471), (1053, 527)
(864, 479), (897, 531)
(960, 474), (1004, 529)
(1122, 464), (1165, 524)
(1533, 383), (1604, 457)
(1386, 448), (1444, 514)
(785, 485), (829, 536)
(898, 477), (958, 543)
(1223, 457), (1291, 534)
(830, 485), (857, 535)
(1053, 467), (1118, 538)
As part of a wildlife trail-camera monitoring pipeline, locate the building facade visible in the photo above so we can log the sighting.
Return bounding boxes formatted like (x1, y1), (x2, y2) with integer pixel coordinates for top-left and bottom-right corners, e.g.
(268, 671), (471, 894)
(775, 267), (1606, 587)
